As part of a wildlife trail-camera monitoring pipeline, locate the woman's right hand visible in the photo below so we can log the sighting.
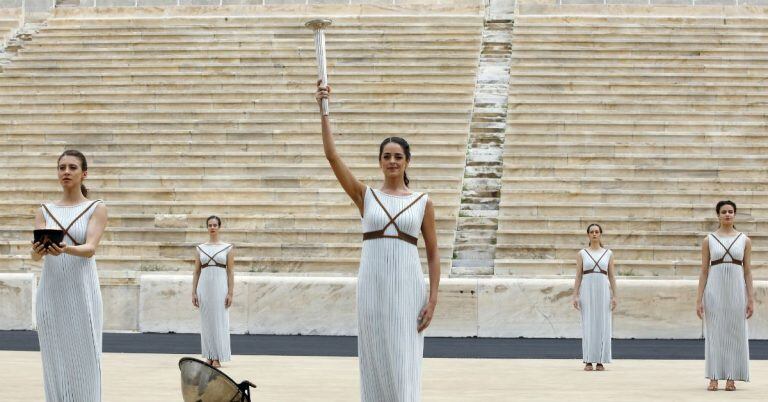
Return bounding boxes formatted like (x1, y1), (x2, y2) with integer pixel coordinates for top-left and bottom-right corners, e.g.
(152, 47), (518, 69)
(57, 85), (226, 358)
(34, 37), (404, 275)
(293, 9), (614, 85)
(192, 293), (199, 308)
(572, 297), (580, 311)
(315, 79), (331, 108)
(696, 300), (704, 319)
(31, 241), (48, 259)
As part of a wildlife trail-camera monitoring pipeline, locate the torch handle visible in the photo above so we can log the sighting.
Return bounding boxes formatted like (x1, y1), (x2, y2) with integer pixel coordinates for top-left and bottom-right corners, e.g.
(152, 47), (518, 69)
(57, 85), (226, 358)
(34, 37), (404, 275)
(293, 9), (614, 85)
(313, 28), (330, 116)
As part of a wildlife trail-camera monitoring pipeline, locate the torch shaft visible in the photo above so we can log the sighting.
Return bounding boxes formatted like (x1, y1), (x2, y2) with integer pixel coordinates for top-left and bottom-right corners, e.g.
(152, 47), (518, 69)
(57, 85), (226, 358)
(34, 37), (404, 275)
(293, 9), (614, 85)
(313, 28), (329, 116)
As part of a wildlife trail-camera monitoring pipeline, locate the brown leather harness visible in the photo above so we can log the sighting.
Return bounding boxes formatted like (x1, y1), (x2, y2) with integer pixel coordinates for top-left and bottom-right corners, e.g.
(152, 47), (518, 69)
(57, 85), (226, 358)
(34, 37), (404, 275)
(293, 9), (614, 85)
(362, 189), (425, 246)
(198, 244), (232, 269)
(710, 233), (743, 267)
(41, 200), (101, 246)
(582, 249), (609, 276)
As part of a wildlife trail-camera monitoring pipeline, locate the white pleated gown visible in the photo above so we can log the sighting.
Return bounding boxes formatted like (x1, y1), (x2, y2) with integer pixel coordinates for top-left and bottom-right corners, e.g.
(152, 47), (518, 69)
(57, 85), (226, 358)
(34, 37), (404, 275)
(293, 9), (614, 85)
(579, 248), (612, 364)
(358, 187), (429, 402)
(37, 200), (103, 402)
(704, 233), (750, 381)
(197, 243), (232, 362)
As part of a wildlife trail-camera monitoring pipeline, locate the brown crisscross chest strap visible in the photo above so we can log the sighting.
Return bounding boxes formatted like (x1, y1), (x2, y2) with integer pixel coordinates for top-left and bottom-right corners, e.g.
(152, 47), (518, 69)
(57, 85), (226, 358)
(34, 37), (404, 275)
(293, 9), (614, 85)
(362, 188), (426, 246)
(710, 233), (744, 267)
(41, 200), (101, 246)
(582, 249), (609, 275)
(199, 244), (232, 268)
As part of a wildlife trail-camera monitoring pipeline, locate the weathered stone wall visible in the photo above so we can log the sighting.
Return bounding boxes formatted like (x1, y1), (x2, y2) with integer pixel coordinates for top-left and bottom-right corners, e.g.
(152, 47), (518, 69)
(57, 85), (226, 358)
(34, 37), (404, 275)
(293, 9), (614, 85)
(4, 273), (767, 338)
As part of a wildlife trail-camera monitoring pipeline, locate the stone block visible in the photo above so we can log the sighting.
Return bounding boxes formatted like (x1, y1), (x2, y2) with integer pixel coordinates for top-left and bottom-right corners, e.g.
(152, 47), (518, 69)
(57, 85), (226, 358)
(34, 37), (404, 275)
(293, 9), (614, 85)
(139, 274), (249, 334)
(560, 0), (606, 3)
(221, 0), (264, 4)
(154, 214), (189, 229)
(0, 0), (23, 8)
(607, 0), (650, 4)
(428, 278), (479, 337)
(351, 0), (395, 4)
(246, 276), (357, 335)
(309, 0), (349, 4)
(178, 0), (221, 4)
(478, 278), (579, 338)
(24, 0), (53, 14)
(0, 273), (35, 330)
(102, 276), (140, 331)
(94, 0), (136, 5)
(649, 0), (692, 4)
(137, 0), (178, 6)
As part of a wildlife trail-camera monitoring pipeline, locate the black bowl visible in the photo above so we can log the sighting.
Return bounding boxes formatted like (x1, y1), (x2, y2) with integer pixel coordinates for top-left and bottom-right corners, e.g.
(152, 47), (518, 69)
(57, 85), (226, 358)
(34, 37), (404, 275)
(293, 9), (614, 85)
(33, 229), (64, 249)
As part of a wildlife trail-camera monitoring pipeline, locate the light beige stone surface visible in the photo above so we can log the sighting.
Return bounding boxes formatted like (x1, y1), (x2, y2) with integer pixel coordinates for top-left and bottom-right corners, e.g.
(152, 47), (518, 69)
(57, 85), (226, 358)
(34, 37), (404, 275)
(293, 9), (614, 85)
(0, 273), (34, 330)
(5, 351), (768, 401)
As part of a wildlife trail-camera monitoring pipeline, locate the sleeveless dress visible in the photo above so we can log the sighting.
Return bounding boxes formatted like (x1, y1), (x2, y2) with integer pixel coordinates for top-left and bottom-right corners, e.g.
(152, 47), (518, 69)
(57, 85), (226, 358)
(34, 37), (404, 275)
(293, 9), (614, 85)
(37, 200), (104, 402)
(197, 243), (233, 362)
(358, 187), (429, 402)
(704, 233), (750, 381)
(578, 248), (612, 364)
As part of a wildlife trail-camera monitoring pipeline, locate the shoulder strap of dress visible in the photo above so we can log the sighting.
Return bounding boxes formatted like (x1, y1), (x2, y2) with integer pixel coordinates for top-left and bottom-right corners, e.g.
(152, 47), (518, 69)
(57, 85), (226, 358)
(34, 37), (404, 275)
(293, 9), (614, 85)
(40, 200), (101, 245)
(208, 244), (233, 261)
(369, 188), (393, 220)
(198, 245), (214, 261)
(390, 193), (427, 223)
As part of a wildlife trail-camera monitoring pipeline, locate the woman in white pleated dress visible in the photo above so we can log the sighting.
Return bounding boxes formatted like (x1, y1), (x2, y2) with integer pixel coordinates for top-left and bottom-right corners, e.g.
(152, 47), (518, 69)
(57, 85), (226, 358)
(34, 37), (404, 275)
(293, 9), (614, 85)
(192, 215), (234, 368)
(30, 150), (108, 402)
(572, 223), (617, 372)
(696, 200), (754, 391)
(316, 81), (441, 401)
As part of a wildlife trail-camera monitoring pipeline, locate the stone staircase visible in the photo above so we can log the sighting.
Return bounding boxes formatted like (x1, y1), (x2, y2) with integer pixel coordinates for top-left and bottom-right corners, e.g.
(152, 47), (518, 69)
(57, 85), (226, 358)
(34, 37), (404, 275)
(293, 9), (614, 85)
(0, 7), (22, 51)
(496, 7), (768, 278)
(0, 6), (483, 276)
(451, 19), (513, 276)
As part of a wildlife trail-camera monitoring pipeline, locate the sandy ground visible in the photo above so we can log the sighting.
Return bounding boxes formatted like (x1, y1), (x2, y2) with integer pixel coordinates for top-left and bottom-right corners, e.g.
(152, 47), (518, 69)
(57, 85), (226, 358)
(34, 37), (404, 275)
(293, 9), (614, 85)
(4, 351), (768, 401)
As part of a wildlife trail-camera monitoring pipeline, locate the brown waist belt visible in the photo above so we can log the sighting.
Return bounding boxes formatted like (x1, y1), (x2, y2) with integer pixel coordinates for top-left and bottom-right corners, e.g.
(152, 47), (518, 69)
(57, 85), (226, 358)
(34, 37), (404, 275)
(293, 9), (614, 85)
(201, 263), (227, 269)
(710, 258), (743, 267)
(363, 230), (418, 246)
(583, 269), (607, 276)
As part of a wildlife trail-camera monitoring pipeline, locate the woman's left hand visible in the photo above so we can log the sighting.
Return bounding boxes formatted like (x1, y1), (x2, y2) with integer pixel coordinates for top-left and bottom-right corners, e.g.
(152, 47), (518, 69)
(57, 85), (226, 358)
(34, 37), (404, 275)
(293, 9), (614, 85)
(47, 242), (67, 256)
(417, 299), (437, 333)
(611, 297), (617, 311)
(747, 298), (755, 319)
(225, 293), (233, 309)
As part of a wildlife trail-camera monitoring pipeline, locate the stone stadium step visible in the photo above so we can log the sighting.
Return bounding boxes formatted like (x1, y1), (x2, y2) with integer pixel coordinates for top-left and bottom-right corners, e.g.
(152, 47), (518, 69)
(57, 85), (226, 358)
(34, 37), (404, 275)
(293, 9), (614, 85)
(3, 241), (454, 265)
(0, 200), (460, 217)
(0, 151), (465, 165)
(2, 226), (456, 244)
(497, 216), (766, 233)
(492, 258), (767, 278)
(4, 163), (465, 177)
(0, 175), (461, 190)
(498, 201), (768, 219)
(0, 82), (476, 94)
(503, 130), (768, 144)
(2, 187), (461, 203)
(0, 140), (466, 154)
(1, 212), (459, 231)
(0, 121), (470, 134)
(496, 229), (768, 247)
(0, 130), (470, 143)
(0, 254), (454, 275)
(496, 242), (768, 261)
(501, 153), (768, 168)
(496, 189), (768, 204)
(501, 177), (768, 192)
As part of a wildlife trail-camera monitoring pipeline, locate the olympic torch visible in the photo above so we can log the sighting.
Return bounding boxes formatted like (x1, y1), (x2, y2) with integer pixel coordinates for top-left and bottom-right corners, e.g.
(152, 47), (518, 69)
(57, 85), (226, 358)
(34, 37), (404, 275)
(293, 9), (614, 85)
(305, 18), (333, 116)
